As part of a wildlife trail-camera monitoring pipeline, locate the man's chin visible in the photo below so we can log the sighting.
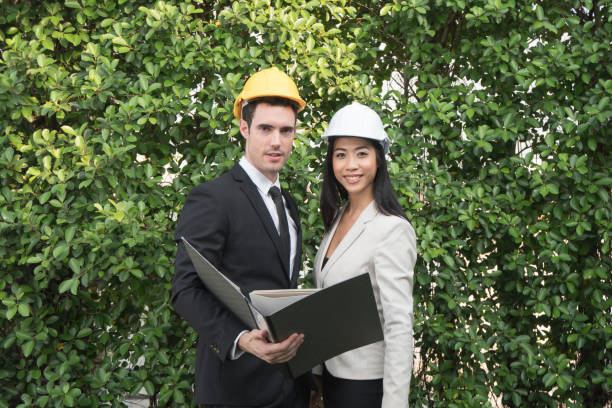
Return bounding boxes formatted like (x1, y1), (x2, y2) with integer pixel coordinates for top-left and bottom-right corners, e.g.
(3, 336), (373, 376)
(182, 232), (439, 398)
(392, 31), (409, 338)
(266, 166), (284, 174)
(264, 159), (287, 170)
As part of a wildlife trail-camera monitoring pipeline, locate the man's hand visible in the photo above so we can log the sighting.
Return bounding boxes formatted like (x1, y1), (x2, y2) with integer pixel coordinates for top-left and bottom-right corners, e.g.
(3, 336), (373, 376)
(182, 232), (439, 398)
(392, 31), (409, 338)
(237, 329), (304, 364)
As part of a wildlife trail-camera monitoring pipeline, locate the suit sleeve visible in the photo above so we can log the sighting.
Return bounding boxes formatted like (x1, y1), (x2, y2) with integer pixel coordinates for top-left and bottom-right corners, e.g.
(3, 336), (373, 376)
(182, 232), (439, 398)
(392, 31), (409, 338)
(373, 221), (417, 408)
(171, 184), (246, 361)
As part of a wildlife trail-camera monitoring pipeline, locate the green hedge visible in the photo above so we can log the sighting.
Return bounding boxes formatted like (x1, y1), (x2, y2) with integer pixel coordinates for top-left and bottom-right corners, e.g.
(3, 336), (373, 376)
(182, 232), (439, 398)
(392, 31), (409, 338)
(1, 1), (610, 407)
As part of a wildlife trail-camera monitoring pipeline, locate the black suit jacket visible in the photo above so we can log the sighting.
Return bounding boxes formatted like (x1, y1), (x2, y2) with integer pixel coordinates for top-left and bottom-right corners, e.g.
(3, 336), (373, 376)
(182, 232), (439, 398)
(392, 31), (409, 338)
(172, 164), (303, 406)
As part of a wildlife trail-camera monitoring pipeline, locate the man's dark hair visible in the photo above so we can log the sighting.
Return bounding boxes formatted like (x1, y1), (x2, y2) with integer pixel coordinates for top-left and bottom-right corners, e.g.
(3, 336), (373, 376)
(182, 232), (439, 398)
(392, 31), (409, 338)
(320, 137), (408, 231)
(241, 96), (299, 127)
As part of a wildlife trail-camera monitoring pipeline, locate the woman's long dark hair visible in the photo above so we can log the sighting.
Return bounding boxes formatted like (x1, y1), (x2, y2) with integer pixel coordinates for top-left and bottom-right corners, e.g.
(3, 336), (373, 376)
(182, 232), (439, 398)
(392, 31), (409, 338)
(320, 137), (408, 231)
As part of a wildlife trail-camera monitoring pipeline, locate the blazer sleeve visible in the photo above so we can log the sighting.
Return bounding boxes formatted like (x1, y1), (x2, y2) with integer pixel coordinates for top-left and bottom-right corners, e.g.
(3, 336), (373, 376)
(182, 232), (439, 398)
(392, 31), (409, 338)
(171, 183), (246, 361)
(373, 221), (417, 408)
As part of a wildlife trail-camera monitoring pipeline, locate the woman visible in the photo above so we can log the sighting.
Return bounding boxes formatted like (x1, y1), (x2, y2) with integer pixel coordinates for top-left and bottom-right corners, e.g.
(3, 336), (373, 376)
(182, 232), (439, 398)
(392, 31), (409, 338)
(313, 102), (417, 408)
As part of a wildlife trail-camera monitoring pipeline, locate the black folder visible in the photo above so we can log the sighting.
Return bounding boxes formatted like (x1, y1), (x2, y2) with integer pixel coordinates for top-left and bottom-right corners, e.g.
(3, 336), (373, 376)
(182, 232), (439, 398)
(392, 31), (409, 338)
(181, 237), (383, 378)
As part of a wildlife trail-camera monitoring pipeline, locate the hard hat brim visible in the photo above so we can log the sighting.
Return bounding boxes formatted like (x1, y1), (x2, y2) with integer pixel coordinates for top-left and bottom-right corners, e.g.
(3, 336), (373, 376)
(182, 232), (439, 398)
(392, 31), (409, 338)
(233, 94), (306, 120)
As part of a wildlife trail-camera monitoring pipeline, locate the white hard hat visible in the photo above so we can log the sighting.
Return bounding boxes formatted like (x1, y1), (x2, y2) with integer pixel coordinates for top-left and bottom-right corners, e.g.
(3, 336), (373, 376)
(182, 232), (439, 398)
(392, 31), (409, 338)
(322, 102), (390, 153)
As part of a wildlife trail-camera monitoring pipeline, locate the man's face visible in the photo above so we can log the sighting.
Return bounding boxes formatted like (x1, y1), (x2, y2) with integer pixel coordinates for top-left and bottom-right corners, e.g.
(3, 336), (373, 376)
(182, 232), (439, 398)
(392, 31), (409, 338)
(240, 103), (296, 182)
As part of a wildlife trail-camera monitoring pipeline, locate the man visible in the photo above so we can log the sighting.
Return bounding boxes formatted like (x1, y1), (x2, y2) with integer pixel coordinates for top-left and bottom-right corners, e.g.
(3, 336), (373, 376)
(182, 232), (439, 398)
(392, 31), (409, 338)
(172, 67), (309, 408)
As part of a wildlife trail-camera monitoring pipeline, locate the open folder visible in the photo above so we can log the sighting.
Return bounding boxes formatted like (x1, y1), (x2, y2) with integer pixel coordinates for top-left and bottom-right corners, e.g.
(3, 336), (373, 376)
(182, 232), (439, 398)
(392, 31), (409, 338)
(181, 237), (383, 378)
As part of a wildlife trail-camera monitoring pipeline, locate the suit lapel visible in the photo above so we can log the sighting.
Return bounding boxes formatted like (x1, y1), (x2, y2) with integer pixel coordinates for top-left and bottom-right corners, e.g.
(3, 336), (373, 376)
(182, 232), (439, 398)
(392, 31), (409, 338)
(318, 201), (378, 283)
(283, 189), (302, 288)
(231, 165), (291, 281)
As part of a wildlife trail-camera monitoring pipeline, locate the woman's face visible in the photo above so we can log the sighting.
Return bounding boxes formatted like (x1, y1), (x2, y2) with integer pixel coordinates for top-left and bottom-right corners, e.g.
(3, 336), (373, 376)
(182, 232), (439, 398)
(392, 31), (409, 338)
(332, 137), (377, 200)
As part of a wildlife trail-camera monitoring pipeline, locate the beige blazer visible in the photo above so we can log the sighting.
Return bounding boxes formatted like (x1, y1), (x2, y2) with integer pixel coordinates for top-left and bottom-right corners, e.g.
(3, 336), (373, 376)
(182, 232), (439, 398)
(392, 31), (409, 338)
(314, 201), (417, 408)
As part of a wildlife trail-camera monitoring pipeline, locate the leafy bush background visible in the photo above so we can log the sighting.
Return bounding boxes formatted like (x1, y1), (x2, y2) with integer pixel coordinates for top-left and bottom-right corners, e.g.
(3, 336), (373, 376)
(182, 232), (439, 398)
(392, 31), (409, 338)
(1, 0), (610, 407)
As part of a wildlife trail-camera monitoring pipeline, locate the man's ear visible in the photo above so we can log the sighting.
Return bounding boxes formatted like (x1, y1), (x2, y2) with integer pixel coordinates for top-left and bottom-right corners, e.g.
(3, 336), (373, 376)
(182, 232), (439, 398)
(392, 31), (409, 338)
(239, 119), (249, 139)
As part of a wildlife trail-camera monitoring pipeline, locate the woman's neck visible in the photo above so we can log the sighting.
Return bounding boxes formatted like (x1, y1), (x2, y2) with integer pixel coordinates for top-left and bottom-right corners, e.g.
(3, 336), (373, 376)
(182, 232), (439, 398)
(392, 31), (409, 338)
(345, 191), (374, 218)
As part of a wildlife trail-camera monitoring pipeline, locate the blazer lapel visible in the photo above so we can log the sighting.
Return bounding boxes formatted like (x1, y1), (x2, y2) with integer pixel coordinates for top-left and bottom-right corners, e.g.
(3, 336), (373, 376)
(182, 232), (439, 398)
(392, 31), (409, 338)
(315, 209), (341, 284)
(318, 201), (378, 284)
(231, 165), (291, 280)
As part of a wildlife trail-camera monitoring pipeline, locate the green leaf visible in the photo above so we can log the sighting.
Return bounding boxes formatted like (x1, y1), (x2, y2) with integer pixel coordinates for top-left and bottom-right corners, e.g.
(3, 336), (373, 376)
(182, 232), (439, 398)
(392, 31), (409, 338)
(543, 373), (556, 387)
(70, 278), (79, 295)
(22, 340), (35, 357)
(18, 303), (30, 317)
(544, 133), (554, 147)
(173, 390), (184, 404)
(595, 177), (612, 186)
(6, 306), (18, 320)
(61, 125), (77, 136)
(512, 391), (521, 406)
(68, 258), (81, 274)
(53, 244), (70, 261)
(65, 34), (81, 46)
(77, 327), (92, 338)
(65, 225), (77, 243)
(100, 18), (115, 27)
(59, 279), (75, 294)
(557, 374), (570, 390)
(144, 380), (155, 395)
(39, 191), (51, 204)
(42, 38), (54, 51)
(158, 352), (169, 364)
(443, 255), (455, 267)
(112, 36), (129, 47)
(63, 394), (75, 407)
(306, 36), (315, 53)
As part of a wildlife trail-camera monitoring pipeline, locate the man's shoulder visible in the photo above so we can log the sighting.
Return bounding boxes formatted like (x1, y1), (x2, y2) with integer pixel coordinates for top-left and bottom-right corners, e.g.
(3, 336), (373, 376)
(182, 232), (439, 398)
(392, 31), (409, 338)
(189, 166), (243, 194)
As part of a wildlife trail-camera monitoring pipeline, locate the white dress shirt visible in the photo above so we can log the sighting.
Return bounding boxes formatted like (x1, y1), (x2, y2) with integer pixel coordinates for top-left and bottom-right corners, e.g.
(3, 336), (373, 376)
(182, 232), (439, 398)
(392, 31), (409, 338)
(239, 156), (297, 275)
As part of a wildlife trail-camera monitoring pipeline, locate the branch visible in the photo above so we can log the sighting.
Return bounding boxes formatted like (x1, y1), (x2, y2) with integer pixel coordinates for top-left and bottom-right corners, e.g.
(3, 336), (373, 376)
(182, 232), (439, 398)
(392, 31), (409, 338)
(438, 11), (457, 46)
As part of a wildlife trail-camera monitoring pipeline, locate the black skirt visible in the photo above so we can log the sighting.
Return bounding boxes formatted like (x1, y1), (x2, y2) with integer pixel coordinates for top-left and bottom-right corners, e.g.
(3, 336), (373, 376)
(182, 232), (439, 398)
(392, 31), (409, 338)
(322, 365), (383, 408)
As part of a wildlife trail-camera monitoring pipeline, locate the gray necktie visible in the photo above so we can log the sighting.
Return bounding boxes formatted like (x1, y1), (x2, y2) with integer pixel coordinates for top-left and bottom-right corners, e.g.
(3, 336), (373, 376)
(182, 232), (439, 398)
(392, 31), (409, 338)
(268, 186), (290, 272)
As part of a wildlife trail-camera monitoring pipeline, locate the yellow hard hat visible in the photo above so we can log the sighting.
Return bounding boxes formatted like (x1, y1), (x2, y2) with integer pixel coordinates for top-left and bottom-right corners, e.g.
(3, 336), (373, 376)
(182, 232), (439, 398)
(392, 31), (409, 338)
(233, 67), (306, 120)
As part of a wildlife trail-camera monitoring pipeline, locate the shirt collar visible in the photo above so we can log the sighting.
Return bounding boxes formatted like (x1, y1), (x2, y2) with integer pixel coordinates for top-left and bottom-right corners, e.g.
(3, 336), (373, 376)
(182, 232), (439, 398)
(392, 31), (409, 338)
(239, 156), (281, 194)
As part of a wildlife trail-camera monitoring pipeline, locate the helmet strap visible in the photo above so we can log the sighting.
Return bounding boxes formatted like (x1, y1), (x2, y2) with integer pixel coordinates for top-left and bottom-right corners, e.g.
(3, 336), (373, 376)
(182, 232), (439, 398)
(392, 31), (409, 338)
(241, 100), (249, 121)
